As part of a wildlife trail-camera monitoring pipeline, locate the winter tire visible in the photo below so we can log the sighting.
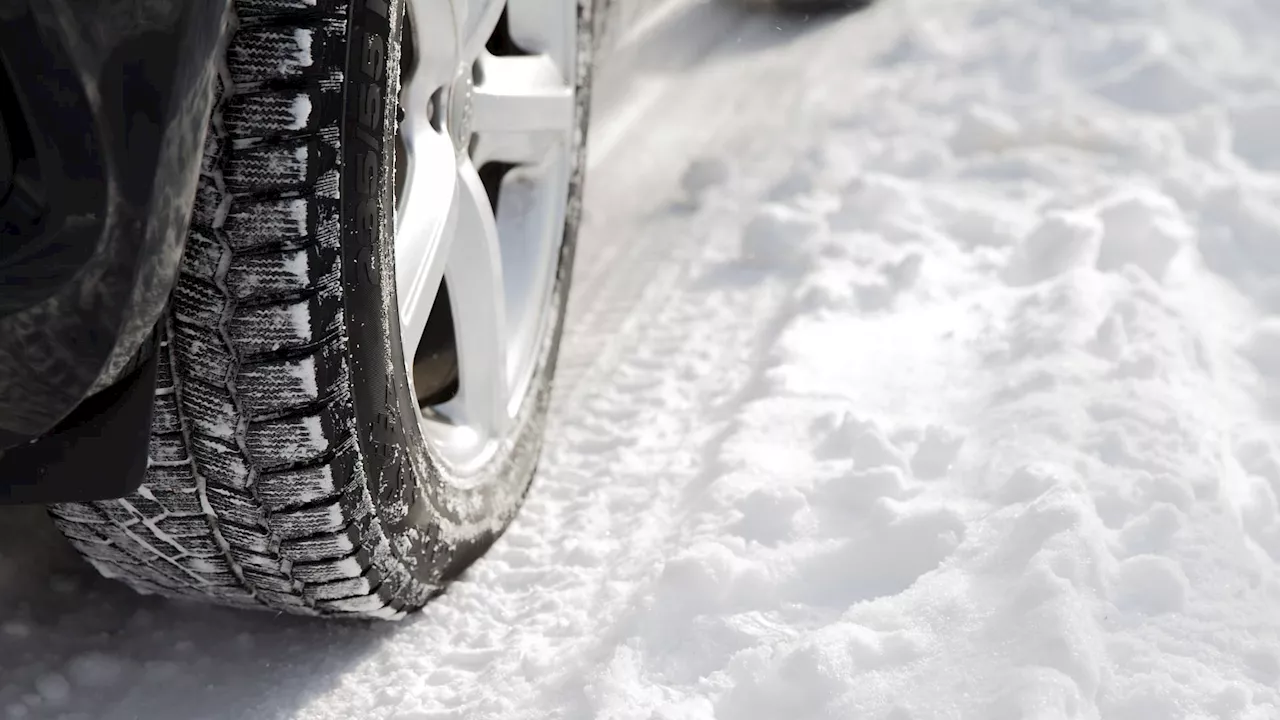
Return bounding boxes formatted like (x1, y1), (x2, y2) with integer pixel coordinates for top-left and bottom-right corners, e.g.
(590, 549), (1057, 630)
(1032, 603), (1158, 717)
(48, 0), (596, 619)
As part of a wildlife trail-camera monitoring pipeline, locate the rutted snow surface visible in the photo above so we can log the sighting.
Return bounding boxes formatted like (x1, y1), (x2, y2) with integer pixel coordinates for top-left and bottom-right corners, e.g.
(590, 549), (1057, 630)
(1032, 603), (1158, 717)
(6, 0), (1280, 718)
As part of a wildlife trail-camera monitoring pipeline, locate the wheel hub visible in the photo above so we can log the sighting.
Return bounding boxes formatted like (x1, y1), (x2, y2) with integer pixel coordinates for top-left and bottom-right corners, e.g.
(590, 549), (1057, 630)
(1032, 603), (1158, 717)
(447, 66), (475, 156)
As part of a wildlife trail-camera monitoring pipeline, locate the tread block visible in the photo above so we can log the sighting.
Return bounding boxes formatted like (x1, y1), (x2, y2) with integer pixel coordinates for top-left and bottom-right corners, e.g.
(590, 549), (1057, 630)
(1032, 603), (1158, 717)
(253, 589), (314, 609)
(149, 432), (190, 464)
(240, 568), (298, 594)
(114, 560), (197, 589)
(230, 289), (342, 355)
(228, 241), (340, 301)
(139, 483), (204, 517)
(229, 547), (290, 575)
(315, 591), (396, 617)
(150, 514), (213, 540)
(310, 167), (341, 200)
(279, 521), (361, 562)
(75, 542), (147, 569)
(218, 520), (274, 554)
(269, 481), (367, 540)
(228, 24), (331, 86)
(224, 136), (335, 195)
(96, 502), (141, 528)
(171, 321), (234, 385)
(172, 534), (226, 559)
(223, 196), (311, 251)
(145, 464), (200, 493)
(301, 566), (380, 599)
(82, 530), (172, 574)
(206, 486), (265, 528)
(239, 341), (346, 417)
(223, 86), (337, 138)
(156, 339), (175, 390)
(186, 569), (244, 587)
(47, 503), (107, 526)
(173, 555), (228, 574)
(120, 495), (165, 521)
(245, 398), (353, 468)
(151, 391), (181, 435)
(257, 441), (357, 512)
(237, 0), (349, 18)
(190, 434), (253, 490)
(182, 378), (240, 443)
(181, 230), (225, 286)
(107, 522), (188, 562)
(375, 555), (417, 604)
(55, 520), (112, 547)
(172, 275), (230, 329)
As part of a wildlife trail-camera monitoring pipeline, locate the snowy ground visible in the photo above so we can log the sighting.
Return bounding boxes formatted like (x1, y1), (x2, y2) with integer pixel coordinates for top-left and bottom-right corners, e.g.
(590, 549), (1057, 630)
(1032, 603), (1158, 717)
(7, 0), (1280, 717)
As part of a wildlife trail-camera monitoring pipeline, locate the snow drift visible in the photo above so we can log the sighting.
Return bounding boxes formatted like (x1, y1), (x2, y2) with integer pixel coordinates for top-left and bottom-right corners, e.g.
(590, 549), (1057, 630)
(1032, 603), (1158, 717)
(4, 0), (1280, 718)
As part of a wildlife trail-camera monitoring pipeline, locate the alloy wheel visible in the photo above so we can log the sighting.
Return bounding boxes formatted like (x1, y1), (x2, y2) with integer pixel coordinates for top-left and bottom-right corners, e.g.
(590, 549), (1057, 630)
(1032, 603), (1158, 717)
(395, 0), (579, 477)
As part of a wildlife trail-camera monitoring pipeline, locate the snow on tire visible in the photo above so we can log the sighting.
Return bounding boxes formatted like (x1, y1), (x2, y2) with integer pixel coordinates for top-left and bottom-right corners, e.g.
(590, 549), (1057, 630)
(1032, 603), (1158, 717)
(47, 0), (593, 620)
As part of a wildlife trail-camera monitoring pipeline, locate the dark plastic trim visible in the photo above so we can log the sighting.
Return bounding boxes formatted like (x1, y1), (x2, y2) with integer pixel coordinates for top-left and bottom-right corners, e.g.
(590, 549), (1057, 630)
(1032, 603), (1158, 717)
(0, 0), (229, 450)
(0, 332), (160, 504)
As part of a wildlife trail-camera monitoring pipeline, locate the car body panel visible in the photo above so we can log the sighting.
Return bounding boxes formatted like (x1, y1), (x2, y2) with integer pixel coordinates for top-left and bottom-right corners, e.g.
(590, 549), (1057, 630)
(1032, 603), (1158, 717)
(0, 0), (228, 499)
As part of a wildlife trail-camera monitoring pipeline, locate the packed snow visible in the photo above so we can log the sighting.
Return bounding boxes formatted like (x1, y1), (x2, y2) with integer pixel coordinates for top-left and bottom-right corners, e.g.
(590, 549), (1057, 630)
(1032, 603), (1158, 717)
(5, 0), (1280, 717)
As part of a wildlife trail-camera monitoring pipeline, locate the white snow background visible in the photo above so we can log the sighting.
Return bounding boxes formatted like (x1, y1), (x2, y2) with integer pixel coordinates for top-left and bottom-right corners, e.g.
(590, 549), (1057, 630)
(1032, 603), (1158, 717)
(5, 0), (1280, 717)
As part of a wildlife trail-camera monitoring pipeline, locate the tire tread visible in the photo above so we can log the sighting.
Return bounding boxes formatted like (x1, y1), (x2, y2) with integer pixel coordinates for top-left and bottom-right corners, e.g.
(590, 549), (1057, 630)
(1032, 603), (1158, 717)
(49, 0), (409, 619)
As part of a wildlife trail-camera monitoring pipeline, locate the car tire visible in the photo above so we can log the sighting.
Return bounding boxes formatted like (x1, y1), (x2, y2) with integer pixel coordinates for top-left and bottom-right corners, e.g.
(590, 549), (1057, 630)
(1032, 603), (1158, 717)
(48, 0), (596, 619)
(740, 0), (874, 14)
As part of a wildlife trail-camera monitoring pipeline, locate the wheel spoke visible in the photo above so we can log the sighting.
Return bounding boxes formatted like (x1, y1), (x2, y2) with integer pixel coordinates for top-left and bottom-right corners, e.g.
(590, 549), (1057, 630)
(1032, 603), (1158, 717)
(405, 0), (461, 89)
(470, 54), (574, 165)
(395, 128), (459, 370)
(504, 0), (575, 74)
(443, 161), (509, 437)
(397, 0), (578, 473)
(493, 154), (571, 392)
(460, 0), (508, 63)
(473, 55), (574, 133)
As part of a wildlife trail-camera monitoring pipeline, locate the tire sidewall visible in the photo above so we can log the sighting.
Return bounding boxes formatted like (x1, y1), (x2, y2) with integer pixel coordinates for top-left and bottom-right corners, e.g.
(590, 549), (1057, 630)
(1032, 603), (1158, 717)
(340, 0), (593, 589)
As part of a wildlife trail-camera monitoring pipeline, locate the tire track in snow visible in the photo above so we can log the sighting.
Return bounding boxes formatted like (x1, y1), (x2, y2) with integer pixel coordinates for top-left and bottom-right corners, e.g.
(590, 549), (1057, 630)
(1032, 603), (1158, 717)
(293, 7), (905, 719)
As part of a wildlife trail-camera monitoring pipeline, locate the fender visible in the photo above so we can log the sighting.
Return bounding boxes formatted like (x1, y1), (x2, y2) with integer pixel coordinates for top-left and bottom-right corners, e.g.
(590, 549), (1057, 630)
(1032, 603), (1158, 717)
(0, 0), (229, 500)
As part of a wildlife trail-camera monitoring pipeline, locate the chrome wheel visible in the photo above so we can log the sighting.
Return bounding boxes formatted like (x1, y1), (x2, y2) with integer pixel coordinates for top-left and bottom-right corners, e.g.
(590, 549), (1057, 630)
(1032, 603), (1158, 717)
(395, 0), (579, 477)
